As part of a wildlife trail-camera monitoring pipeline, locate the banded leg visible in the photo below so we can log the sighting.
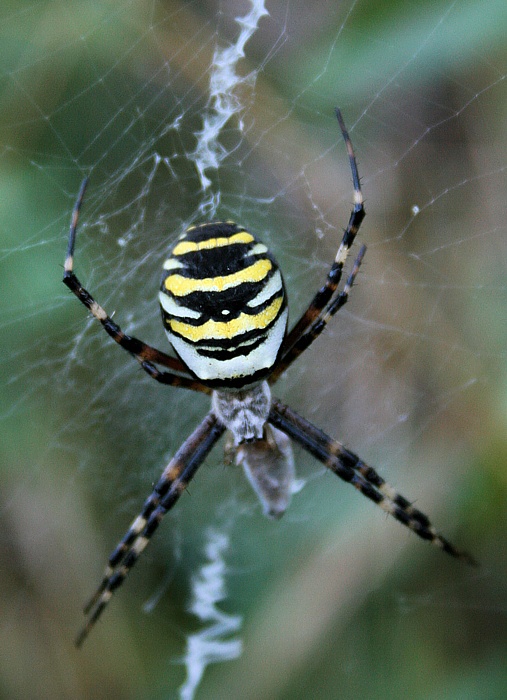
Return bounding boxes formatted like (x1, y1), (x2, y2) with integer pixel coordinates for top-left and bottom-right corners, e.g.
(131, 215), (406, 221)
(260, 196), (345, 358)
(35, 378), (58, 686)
(63, 179), (209, 394)
(270, 244), (366, 382)
(269, 400), (476, 566)
(75, 412), (225, 647)
(135, 357), (211, 394)
(276, 109), (365, 368)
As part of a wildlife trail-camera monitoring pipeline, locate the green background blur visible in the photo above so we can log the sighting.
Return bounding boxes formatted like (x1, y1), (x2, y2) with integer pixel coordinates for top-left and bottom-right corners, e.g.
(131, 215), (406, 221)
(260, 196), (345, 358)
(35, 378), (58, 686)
(1, 1), (506, 699)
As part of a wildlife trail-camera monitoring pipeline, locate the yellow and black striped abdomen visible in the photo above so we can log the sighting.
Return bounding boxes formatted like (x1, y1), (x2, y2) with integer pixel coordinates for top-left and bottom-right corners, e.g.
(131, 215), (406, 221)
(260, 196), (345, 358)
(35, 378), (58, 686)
(160, 222), (288, 388)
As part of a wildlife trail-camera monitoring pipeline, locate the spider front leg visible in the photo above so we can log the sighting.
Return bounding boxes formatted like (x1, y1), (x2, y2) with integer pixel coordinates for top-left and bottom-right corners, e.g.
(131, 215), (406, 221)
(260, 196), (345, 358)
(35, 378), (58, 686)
(269, 400), (476, 566)
(271, 243), (366, 381)
(75, 412), (225, 648)
(270, 109), (366, 383)
(278, 110), (365, 355)
(63, 178), (210, 395)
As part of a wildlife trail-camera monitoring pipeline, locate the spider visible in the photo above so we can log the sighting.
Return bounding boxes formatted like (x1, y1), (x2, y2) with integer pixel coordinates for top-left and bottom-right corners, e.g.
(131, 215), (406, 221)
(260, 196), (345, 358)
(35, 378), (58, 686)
(64, 109), (475, 647)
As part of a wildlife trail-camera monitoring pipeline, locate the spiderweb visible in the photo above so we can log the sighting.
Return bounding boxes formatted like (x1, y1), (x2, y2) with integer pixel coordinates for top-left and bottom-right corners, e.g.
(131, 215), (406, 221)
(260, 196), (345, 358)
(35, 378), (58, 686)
(1, 1), (506, 698)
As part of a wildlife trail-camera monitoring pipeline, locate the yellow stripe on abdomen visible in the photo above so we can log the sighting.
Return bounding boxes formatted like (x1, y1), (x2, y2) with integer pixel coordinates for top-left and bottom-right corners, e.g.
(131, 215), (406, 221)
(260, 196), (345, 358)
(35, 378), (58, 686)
(164, 258), (272, 296)
(169, 296), (283, 342)
(171, 231), (254, 256)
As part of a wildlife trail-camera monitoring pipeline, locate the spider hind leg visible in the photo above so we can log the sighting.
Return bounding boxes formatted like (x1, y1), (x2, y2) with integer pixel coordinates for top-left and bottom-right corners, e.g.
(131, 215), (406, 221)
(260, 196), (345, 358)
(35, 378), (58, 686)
(269, 400), (477, 566)
(75, 413), (225, 647)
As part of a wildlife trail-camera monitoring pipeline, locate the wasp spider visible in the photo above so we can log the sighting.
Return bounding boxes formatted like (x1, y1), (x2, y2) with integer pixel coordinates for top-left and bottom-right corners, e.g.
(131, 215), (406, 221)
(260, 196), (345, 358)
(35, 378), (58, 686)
(64, 109), (475, 647)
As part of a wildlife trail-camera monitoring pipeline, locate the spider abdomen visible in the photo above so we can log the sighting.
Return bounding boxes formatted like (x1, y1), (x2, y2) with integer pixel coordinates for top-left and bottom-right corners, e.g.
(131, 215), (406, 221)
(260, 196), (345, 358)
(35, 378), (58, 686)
(160, 222), (288, 387)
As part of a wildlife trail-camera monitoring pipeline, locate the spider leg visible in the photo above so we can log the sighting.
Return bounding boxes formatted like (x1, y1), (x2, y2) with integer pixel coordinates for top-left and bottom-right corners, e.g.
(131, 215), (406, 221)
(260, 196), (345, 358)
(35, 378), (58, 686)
(134, 356), (211, 394)
(270, 243), (365, 382)
(75, 412), (225, 648)
(276, 109), (365, 369)
(63, 179), (210, 394)
(269, 400), (476, 566)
